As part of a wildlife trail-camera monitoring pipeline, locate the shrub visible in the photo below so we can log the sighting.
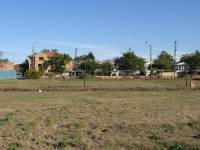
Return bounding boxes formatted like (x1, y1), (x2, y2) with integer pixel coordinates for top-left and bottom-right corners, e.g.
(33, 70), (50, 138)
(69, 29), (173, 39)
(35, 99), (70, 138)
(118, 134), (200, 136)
(0, 112), (14, 124)
(26, 69), (40, 79)
(8, 143), (23, 150)
(53, 141), (67, 149)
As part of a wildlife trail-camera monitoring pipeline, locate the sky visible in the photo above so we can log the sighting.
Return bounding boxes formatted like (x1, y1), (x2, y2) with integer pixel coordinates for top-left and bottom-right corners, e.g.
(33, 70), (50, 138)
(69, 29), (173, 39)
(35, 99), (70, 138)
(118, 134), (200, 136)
(0, 0), (200, 64)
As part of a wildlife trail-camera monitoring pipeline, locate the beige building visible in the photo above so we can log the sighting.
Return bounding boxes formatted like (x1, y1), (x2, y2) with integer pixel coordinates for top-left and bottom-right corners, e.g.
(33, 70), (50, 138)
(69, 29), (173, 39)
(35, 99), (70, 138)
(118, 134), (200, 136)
(28, 50), (73, 73)
(0, 62), (15, 70)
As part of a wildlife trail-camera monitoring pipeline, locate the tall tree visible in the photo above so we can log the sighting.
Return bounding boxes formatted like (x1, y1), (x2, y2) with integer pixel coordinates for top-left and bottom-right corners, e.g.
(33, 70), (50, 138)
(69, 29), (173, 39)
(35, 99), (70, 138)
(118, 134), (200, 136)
(44, 54), (72, 74)
(100, 60), (114, 75)
(78, 59), (99, 75)
(18, 59), (29, 76)
(114, 50), (145, 71)
(87, 52), (95, 60)
(180, 50), (200, 70)
(153, 51), (174, 70)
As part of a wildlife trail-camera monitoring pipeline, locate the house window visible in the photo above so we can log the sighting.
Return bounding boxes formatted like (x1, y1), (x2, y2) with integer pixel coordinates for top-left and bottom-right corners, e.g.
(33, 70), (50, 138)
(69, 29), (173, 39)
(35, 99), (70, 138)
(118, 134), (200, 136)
(38, 64), (43, 71)
(39, 57), (44, 61)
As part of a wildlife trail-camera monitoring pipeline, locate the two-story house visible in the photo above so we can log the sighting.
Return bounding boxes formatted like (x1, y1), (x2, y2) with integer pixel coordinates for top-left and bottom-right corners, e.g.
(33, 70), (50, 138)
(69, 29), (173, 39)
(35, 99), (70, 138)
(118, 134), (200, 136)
(28, 50), (73, 73)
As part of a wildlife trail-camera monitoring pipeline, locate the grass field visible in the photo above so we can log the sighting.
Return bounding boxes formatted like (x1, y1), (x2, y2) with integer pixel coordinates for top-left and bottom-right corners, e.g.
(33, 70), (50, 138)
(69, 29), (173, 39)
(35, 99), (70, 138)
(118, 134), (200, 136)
(0, 79), (200, 150)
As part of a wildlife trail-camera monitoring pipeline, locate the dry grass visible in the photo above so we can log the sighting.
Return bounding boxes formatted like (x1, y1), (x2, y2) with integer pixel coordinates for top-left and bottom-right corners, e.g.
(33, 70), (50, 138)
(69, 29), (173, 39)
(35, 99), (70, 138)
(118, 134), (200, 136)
(0, 79), (200, 149)
(0, 78), (199, 91)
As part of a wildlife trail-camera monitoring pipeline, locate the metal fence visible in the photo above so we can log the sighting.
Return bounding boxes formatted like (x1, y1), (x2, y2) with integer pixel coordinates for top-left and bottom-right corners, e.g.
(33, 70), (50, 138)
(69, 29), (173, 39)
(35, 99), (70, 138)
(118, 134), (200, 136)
(0, 70), (17, 80)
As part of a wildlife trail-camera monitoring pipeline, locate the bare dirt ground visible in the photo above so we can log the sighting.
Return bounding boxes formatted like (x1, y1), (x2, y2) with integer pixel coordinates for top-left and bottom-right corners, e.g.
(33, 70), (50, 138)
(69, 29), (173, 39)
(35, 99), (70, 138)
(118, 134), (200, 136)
(0, 79), (200, 150)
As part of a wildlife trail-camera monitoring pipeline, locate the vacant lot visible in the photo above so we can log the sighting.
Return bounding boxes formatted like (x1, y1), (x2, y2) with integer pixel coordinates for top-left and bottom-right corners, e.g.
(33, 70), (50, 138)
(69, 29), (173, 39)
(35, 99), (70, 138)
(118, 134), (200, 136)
(0, 79), (200, 150)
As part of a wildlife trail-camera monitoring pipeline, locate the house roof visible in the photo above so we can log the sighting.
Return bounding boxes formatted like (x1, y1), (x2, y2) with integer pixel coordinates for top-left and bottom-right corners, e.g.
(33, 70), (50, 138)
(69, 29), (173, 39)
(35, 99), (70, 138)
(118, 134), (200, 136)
(43, 51), (59, 57)
(28, 51), (60, 58)
(176, 62), (187, 66)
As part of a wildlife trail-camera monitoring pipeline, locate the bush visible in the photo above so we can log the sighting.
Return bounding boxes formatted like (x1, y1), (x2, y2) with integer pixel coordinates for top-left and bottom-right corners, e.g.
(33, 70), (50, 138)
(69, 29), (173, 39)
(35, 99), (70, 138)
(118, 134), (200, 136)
(26, 69), (40, 79)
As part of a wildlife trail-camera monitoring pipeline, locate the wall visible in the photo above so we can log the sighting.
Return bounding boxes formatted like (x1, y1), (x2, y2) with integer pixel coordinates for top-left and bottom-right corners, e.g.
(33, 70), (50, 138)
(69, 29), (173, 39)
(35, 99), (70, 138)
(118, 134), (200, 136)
(0, 70), (17, 79)
(159, 72), (177, 78)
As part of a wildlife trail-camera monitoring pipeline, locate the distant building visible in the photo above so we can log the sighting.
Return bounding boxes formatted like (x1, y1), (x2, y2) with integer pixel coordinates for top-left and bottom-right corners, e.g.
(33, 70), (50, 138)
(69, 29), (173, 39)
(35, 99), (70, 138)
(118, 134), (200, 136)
(175, 62), (188, 73)
(0, 62), (15, 70)
(28, 50), (73, 73)
(0, 61), (16, 79)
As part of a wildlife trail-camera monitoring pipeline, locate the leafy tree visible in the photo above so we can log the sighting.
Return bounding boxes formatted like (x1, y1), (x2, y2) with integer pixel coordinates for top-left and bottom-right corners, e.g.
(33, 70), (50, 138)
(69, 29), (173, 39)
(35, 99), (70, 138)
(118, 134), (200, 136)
(0, 58), (9, 63)
(87, 52), (95, 60)
(44, 54), (72, 74)
(26, 69), (40, 79)
(16, 59), (29, 76)
(100, 60), (114, 75)
(114, 50), (145, 71)
(78, 59), (99, 75)
(180, 50), (200, 70)
(153, 51), (174, 70)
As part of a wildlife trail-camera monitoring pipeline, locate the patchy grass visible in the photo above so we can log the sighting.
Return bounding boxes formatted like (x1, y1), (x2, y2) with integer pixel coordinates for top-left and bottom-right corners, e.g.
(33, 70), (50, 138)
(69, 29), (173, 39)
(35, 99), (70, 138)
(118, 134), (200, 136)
(0, 79), (200, 149)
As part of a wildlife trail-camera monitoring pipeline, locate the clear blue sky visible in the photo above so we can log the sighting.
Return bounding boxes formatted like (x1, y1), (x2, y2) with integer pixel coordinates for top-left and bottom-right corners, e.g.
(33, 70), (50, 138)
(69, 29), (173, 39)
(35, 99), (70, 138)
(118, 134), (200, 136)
(0, 0), (200, 63)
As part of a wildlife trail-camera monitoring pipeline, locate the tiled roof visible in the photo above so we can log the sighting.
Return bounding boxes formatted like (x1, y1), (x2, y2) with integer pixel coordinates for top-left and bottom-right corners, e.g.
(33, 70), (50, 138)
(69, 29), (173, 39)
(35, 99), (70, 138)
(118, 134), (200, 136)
(44, 51), (59, 57)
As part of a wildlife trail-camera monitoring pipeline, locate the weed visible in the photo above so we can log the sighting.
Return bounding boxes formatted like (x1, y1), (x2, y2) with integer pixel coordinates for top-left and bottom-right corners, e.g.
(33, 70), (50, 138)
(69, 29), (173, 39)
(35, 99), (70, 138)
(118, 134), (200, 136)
(53, 141), (67, 149)
(168, 143), (184, 150)
(7, 143), (22, 150)
(0, 112), (14, 124)
(46, 117), (57, 126)
(22, 122), (36, 136)
(149, 133), (161, 141)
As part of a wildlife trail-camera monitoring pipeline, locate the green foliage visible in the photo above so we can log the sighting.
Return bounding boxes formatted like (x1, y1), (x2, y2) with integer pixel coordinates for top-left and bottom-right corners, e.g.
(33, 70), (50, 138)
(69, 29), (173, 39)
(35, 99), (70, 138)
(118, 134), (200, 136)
(0, 112), (14, 123)
(8, 143), (23, 150)
(149, 133), (161, 141)
(180, 50), (200, 70)
(79, 59), (99, 75)
(153, 51), (174, 70)
(26, 69), (40, 79)
(53, 141), (67, 149)
(0, 58), (9, 63)
(168, 143), (184, 150)
(100, 60), (114, 75)
(15, 59), (29, 76)
(114, 49), (145, 71)
(45, 54), (72, 74)
(87, 52), (95, 60)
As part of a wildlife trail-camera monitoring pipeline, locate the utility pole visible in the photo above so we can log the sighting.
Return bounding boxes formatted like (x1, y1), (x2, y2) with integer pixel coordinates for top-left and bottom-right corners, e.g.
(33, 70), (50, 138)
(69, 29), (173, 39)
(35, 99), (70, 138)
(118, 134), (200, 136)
(146, 41), (153, 77)
(174, 41), (177, 78)
(75, 48), (78, 59)
(32, 41), (37, 69)
(150, 44), (153, 76)
(84, 57), (86, 87)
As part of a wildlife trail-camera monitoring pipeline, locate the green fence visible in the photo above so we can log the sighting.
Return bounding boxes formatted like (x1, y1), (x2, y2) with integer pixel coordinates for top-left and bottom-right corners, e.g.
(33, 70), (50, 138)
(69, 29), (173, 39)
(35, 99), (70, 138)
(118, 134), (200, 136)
(0, 70), (17, 80)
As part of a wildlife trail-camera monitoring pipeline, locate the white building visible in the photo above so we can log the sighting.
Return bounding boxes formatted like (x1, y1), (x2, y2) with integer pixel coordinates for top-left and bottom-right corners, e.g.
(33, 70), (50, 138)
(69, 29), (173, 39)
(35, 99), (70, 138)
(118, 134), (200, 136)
(176, 62), (188, 73)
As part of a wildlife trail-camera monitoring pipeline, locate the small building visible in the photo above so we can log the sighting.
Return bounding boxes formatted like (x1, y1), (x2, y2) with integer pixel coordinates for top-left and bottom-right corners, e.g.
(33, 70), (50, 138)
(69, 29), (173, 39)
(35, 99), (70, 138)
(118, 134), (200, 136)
(176, 62), (188, 73)
(0, 61), (16, 79)
(0, 62), (15, 70)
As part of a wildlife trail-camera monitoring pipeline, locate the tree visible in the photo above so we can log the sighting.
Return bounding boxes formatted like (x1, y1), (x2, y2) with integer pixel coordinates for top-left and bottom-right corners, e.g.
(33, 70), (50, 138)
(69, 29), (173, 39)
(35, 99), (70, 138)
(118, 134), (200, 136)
(87, 52), (95, 60)
(16, 59), (29, 76)
(100, 60), (114, 75)
(153, 51), (174, 70)
(113, 50), (145, 71)
(180, 50), (200, 70)
(44, 54), (72, 74)
(78, 59), (99, 75)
